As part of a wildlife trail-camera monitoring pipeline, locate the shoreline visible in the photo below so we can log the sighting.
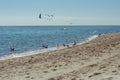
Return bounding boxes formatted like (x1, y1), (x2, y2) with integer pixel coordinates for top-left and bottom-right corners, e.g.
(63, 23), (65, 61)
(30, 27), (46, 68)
(0, 35), (98, 61)
(0, 32), (120, 80)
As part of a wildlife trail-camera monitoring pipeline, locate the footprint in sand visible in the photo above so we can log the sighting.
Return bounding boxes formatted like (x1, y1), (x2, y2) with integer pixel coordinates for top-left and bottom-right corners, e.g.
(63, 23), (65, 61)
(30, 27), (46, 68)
(101, 77), (113, 80)
(25, 75), (30, 78)
(25, 76), (34, 79)
(71, 78), (76, 80)
(51, 68), (57, 71)
(43, 70), (49, 73)
(88, 72), (101, 78)
(48, 78), (55, 80)
(26, 72), (30, 75)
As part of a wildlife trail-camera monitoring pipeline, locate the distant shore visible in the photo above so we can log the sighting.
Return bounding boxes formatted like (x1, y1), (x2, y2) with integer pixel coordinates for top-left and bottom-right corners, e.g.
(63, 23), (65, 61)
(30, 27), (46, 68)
(0, 32), (120, 80)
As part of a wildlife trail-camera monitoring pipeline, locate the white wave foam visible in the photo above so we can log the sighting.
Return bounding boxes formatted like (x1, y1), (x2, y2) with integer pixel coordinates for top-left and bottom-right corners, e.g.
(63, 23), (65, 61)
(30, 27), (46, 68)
(0, 46), (65, 60)
(87, 35), (98, 41)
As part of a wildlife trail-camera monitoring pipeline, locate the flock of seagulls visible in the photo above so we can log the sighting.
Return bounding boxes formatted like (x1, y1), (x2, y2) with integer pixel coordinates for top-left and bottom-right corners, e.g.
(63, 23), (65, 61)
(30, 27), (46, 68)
(10, 41), (77, 53)
(39, 13), (54, 21)
(39, 13), (73, 24)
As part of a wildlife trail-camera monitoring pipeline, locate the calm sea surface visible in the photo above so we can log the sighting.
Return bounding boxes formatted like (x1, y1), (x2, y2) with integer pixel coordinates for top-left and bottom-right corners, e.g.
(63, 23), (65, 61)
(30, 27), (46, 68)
(0, 25), (120, 56)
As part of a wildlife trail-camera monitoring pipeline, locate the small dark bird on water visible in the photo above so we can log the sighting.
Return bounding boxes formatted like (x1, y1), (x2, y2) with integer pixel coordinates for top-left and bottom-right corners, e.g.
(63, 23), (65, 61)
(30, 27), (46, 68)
(42, 44), (48, 48)
(10, 48), (15, 52)
(63, 44), (66, 47)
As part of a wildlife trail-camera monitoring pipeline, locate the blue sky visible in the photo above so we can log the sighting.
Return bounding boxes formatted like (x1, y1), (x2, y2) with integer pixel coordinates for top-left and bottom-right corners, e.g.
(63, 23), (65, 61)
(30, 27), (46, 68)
(0, 0), (120, 25)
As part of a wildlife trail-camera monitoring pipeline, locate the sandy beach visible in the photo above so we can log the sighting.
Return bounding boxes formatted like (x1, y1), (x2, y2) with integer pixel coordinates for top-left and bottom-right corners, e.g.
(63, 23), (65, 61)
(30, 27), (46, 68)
(0, 32), (120, 80)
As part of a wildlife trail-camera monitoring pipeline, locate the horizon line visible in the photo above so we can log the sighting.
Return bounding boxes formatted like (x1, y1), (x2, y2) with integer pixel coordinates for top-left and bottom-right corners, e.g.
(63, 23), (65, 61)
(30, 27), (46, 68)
(0, 24), (120, 26)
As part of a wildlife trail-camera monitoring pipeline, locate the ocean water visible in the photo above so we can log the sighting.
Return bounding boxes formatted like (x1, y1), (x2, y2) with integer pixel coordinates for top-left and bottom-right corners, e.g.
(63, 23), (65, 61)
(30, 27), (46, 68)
(0, 25), (120, 56)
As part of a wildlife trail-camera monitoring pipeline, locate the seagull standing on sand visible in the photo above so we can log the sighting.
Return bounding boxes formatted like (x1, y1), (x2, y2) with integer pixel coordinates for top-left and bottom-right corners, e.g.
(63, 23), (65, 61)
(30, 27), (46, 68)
(73, 41), (77, 46)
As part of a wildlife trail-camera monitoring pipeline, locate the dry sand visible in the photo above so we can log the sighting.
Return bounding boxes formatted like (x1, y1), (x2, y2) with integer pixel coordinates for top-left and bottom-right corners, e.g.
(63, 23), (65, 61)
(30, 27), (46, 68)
(0, 32), (120, 80)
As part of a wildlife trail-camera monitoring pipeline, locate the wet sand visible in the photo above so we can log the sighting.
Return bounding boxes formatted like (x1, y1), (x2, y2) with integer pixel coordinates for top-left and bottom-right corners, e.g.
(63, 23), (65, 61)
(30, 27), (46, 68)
(0, 32), (120, 80)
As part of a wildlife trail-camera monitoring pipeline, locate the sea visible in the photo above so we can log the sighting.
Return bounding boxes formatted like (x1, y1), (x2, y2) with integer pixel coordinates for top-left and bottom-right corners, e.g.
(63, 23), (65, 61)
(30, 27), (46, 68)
(0, 25), (120, 59)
